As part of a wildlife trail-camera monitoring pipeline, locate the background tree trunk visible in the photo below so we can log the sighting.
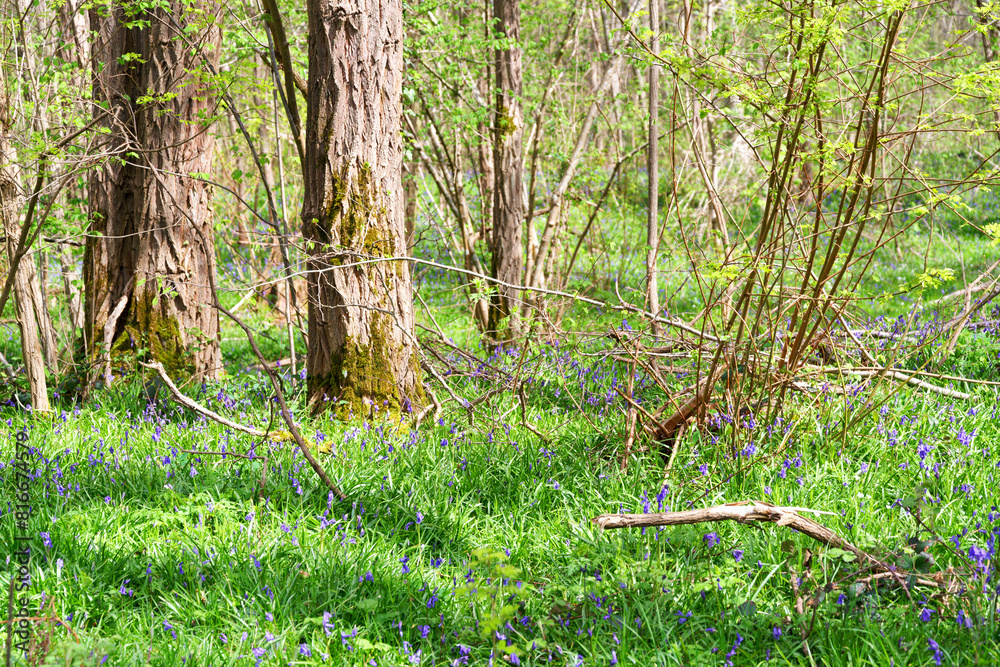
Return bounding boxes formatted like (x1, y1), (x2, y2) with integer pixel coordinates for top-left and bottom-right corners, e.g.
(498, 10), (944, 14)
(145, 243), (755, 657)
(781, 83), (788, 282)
(302, 0), (422, 417)
(86, 0), (221, 384)
(488, 0), (524, 339)
(646, 0), (660, 332)
(403, 161), (418, 253)
(1, 32), (51, 411)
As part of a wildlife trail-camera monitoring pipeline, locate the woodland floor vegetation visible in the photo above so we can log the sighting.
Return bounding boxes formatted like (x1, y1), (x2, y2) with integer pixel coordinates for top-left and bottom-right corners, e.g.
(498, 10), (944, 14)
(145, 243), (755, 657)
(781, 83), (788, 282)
(3, 0), (1000, 664)
(2, 213), (1000, 666)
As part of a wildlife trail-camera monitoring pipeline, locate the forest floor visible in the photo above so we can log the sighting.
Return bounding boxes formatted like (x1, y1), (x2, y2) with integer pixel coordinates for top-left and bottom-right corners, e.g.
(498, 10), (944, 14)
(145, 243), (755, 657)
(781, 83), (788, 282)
(2, 222), (1000, 666)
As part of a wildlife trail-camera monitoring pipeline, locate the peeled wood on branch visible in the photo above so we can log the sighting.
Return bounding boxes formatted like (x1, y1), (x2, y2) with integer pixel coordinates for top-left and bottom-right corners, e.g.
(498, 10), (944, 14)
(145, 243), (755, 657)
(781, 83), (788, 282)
(592, 501), (882, 571)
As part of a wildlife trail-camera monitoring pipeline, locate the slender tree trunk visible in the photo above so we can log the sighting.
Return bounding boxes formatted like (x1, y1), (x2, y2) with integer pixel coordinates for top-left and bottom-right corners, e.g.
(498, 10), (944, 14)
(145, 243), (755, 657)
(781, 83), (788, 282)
(646, 0), (660, 331)
(488, 0), (524, 339)
(302, 0), (422, 417)
(403, 162), (418, 253)
(2, 231), (50, 412)
(30, 248), (58, 372)
(522, 0), (640, 302)
(56, 0), (90, 70)
(476, 62), (493, 243)
(59, 246), (85, 331)
(86, 0), (221, 384)
(0, 63), (49, 410)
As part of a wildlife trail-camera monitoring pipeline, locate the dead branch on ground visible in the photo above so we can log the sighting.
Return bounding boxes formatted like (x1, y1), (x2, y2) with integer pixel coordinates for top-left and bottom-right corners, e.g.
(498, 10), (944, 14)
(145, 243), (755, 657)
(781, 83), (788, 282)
(592, 500), (883, 570)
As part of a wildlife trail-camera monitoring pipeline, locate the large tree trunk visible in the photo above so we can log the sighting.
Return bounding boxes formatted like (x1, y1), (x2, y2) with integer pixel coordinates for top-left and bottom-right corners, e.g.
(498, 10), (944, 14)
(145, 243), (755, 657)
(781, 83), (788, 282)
(488, 0), (524, 340)
(301, 0), (422, 417)
(86, 0), (221, 384)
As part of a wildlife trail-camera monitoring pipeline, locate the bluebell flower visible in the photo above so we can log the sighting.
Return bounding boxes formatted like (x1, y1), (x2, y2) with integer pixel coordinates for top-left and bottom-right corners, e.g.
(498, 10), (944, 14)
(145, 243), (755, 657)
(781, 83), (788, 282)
(927, 638), (943, 665)
(968, 545), (988, 564)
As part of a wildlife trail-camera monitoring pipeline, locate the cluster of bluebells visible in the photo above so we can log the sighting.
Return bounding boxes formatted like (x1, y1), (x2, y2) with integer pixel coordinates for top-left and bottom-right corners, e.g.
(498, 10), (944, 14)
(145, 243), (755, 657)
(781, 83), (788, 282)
(0, 310), (998, 666)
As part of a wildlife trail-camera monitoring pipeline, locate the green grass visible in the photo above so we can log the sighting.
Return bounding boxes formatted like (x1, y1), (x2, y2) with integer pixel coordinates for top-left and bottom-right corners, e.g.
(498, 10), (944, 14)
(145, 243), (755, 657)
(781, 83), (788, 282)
(3, 190), (999, 665)
(1, 328), (998, 666)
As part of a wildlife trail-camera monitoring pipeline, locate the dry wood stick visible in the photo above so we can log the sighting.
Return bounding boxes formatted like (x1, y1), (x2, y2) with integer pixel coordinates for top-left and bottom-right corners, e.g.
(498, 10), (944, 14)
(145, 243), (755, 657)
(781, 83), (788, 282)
(845, 369), (970, 400)
(140, 362), (268, 438)
(593, 500), (882, 571)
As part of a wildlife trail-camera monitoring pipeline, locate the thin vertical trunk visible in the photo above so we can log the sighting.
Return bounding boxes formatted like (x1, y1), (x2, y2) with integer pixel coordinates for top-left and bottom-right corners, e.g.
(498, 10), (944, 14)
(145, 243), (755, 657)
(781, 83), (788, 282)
(523, 0), (640, 301)
(1, 70), (49, 410)
(302, 0), (422, 417)
(477, 0), (494, 243)
(489, 0), (524, 339)
(31, 248), (58, 372)
(228, 104), (251, 245)
(525, 53), (623, 294)
(646, 0), (660, 331)
(522, 5), (579, 289)
(59, 246), (85, 331)
(403, 162), (418, 253)
(56, 0), (90, 70)
(2, 229), (49, 412)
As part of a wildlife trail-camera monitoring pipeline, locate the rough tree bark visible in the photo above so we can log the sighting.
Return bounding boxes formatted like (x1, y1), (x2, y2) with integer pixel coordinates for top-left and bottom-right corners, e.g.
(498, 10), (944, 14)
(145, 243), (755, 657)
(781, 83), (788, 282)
(488, 0), (524, 339)
(301, 0), (423, 417)
(86, 0), (221, 384)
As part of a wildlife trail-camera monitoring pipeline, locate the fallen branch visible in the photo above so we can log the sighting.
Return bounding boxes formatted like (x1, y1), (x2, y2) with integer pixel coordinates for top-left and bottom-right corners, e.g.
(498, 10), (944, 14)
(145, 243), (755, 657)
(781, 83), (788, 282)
(592, 500), (882, 570)
(810, 364), (1000, 388)
(842, 369), (970, 400)
(140, 361), (268, 438)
